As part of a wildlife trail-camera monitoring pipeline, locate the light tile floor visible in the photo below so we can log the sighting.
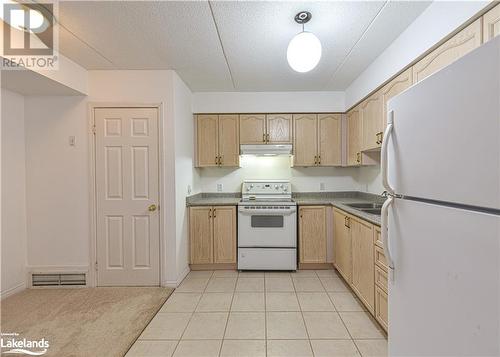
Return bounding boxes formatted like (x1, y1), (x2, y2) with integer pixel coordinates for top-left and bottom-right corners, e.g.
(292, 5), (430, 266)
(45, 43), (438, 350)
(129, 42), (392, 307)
(127, 269), (387, 357)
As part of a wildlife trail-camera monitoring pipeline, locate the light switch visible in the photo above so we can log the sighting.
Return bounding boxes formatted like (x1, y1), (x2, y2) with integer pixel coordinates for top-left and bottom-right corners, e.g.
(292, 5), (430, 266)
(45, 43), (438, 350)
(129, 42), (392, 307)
(69, 136), (76, 146)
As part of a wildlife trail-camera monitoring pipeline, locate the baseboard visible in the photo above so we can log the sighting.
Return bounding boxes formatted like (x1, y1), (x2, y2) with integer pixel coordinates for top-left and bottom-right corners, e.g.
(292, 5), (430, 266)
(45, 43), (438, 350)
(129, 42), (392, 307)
(190, 263), (237, 270)
(299, 263), (335, 270)
(162, 265), (190, 288)
(1, 282), (26, 300)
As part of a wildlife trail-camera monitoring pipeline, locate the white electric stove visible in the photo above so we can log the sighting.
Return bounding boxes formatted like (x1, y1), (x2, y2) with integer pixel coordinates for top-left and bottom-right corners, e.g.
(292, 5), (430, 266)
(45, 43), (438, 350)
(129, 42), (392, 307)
(237, 180), (297, 270)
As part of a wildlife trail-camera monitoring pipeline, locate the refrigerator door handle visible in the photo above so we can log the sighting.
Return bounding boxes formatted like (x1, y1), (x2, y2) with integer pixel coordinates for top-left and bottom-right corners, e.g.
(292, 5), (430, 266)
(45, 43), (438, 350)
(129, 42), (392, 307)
(381, 110), (395, 195)
(381, 195), (395, 281)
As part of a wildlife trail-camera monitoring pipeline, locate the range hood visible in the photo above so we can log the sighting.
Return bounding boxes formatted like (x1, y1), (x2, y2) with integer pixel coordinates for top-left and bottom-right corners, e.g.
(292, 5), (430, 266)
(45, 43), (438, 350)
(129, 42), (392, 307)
(240, 144), (292, 156)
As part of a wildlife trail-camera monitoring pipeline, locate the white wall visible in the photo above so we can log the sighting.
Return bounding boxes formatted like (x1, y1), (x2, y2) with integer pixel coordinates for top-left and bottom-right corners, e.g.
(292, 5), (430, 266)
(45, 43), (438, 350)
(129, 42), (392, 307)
(1, 89), (27, 298)
(24, 96), (89, 269)
(172, 73), (200, 282)
(345, 1), (491, 109)
(200, 156), (361, 193)
(346, 1), (491, 194)
(193, 91), (345, 113)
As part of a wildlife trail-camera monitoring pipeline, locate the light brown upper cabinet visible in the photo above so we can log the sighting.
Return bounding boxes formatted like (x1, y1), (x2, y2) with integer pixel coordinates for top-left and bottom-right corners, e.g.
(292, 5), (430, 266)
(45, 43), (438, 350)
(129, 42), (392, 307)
(196, 114), (239, 167)
(318, 114), (342, 166)
(294, 113), (341, 167)
(381, 68), (414, 130)
(483, 3), (500, 42)
(267, 114), (293, 143)
(299, 206), (327, 264)
(333, 209), (352, 283)
(413, 19), (482, 83)
(293, 114), (318, 166)
(239, 114), (266, 144)
(347, 107), (363, 166)
(240, 114), (292, 144)
(350, 216), (375, 314)
(360, 90), (383, 152)
(190, 206), (236, 265)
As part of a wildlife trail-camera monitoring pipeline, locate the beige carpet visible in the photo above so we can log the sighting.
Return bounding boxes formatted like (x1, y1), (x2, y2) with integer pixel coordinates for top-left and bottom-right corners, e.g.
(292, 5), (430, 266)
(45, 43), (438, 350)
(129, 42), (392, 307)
(0, 287), (173, 357)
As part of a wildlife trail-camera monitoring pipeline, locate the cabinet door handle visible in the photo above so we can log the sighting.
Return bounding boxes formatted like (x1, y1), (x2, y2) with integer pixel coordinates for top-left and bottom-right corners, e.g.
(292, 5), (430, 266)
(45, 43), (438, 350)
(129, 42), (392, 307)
(219, 155), (223, 166)
(266, 133), (270, 142)
(263, 133), (266, 142)
(314, 155), (318, 165)
(213, 208), (216, 218)
(318, 155), (321, 165)
(208, 208), (212, 218)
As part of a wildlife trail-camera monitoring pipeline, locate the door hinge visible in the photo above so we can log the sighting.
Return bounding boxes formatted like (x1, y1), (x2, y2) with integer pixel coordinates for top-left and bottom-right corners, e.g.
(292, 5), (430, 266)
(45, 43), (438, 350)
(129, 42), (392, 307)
(95, 261), (98, 271)
(92, 125), (96, 135)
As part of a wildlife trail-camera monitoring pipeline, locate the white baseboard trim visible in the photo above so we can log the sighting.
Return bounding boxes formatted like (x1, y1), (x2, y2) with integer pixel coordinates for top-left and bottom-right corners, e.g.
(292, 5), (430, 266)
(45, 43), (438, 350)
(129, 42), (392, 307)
(1, 282), (26, 300)
(162, 266), (190, 288)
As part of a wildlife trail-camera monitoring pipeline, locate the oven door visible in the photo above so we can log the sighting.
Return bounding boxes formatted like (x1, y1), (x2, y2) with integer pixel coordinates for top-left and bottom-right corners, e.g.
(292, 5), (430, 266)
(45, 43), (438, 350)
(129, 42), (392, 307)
(238, 206), (297, 248)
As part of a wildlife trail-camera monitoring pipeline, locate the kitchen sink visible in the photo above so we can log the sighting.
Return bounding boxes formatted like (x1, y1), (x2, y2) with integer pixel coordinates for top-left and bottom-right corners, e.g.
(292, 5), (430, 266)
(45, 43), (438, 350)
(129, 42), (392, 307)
(359, 208), (382, 215)
(345, 202), (383, 209)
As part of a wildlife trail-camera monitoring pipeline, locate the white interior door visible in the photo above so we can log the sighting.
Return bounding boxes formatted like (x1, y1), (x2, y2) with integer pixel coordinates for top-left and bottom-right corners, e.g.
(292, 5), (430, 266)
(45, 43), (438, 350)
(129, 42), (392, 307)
(95, 107), (160, 286)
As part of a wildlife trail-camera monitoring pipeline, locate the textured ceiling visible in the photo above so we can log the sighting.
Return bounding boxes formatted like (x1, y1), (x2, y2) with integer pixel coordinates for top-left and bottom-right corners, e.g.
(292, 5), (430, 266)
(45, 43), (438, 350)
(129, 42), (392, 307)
(57, 1), (431, 92)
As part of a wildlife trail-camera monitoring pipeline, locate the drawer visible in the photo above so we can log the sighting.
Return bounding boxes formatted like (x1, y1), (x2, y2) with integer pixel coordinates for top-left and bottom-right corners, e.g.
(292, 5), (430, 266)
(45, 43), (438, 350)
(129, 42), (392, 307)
(374, 245), (388, 272)
(375, 265), (388, 293)
(375, 285), (388, 332)
(374, 227), (382, 248)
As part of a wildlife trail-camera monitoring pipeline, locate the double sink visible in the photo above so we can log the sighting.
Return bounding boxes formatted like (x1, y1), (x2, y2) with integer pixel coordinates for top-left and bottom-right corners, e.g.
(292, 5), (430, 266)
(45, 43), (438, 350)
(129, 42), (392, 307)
(344, 202), (383, 216)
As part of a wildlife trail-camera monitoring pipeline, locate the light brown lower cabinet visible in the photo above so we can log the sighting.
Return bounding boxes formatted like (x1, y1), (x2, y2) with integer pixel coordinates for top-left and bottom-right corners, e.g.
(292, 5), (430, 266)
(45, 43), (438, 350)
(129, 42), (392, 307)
(350, 217), (375, 314)
(333, 209), (352, 282)
(189, 205), (236, 265)
(333, 208), (386, 331)
(375, 285), (388, 331)
(299, 206), (327, 263)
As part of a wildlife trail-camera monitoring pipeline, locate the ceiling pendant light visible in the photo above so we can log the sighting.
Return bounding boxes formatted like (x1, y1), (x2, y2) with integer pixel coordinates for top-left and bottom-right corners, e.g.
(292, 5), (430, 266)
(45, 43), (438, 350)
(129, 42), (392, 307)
(287, 11), (322, 73)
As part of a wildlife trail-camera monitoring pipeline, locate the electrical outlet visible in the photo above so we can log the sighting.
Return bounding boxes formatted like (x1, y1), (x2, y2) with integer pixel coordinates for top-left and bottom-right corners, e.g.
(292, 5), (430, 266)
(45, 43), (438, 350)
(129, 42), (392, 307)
(187, 185), (192, 195)
(320, 182), (325, 191)
(217, 183), (223, 192)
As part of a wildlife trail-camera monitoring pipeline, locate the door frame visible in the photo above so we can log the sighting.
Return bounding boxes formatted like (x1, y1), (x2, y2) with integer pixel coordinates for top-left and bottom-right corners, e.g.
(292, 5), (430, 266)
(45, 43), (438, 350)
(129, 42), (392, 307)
(88, 102), (164, 287)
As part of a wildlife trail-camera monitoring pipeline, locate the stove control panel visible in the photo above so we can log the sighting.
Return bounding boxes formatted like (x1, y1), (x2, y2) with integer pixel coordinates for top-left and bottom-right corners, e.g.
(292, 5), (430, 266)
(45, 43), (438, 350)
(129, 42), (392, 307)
(241, 180), (291, 195)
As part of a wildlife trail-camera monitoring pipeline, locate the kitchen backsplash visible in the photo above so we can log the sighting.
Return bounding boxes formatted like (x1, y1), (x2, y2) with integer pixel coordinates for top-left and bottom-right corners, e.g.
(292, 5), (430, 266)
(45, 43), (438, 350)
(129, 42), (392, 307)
(197, 155), (381, 194)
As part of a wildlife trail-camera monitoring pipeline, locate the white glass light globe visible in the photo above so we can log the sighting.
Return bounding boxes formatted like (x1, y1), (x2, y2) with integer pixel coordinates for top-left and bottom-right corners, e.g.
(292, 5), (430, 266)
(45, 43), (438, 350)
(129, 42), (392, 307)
(287, 31), (322, 73)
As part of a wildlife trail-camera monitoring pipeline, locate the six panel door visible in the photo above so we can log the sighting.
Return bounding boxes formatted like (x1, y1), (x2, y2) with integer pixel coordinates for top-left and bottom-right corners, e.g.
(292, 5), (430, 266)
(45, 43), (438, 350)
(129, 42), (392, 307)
(293, 114), (318, 166)
(318, 114), (342, 166)
(267, 114), (292, 143)
(189, 206), (214, 264)
(299, 206), (327, 263)
(218, 115), (239, 167)
(197, 114), (219, 167)
(240, 114), (266, 144)
(95, 107), (160, 286)
(213, 206), (237, 264)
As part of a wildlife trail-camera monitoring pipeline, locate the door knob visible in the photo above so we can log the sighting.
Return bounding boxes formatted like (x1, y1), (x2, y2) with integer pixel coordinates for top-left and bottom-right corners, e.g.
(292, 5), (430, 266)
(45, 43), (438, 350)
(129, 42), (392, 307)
(148, 204), (157, 212)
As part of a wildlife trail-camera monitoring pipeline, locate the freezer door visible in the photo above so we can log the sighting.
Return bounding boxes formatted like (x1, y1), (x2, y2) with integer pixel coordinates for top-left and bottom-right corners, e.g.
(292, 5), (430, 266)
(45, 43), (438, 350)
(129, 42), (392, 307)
(386, 37), (500, 210)
(388, 198), (500, 356)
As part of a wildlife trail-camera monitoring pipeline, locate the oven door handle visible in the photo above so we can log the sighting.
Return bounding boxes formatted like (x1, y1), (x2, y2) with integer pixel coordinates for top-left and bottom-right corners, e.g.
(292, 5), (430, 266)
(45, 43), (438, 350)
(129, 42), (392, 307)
(238, 207), (297, 215)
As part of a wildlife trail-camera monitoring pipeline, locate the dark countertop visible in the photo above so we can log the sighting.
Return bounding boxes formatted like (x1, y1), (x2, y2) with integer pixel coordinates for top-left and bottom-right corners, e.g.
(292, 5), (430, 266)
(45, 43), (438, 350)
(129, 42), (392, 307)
(186, 191), (383, 226)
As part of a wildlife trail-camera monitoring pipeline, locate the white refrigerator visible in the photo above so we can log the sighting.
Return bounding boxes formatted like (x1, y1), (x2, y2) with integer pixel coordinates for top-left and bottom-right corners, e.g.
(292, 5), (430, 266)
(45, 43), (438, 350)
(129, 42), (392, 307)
(382, 36), (500, 356)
